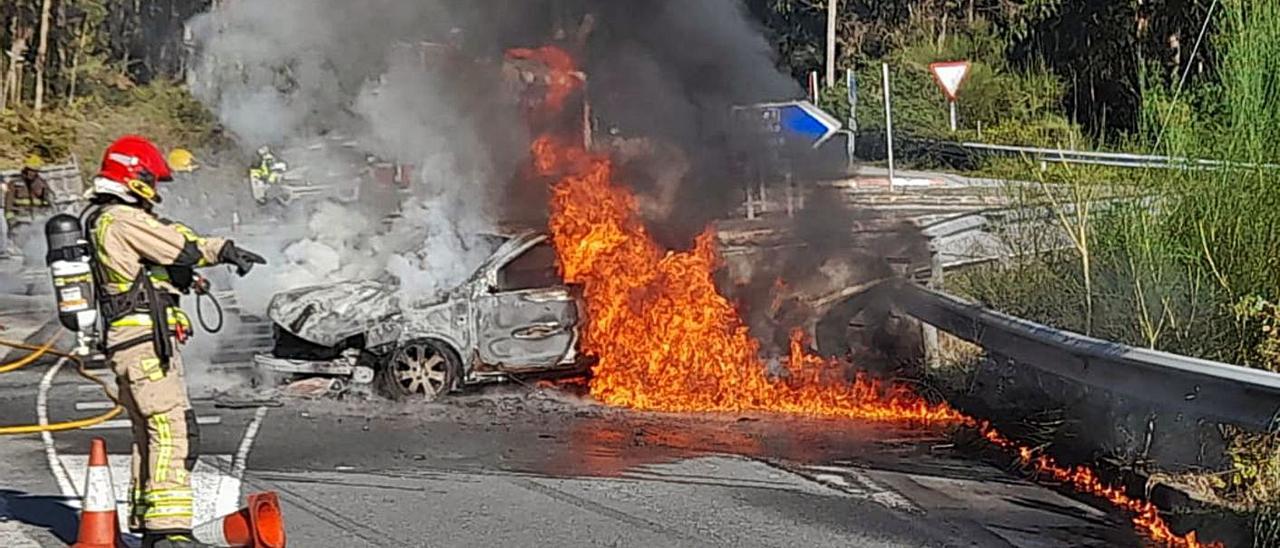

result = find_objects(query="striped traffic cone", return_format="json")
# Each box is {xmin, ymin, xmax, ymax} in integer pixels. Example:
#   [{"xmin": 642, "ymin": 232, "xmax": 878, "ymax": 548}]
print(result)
[
  {"xmin": 72, "ymin": 437, "xmax": 121, "ymax": 548},
  {"xmin": 192, "ymin": 491, "xmax": 286, "ymax": 547}
]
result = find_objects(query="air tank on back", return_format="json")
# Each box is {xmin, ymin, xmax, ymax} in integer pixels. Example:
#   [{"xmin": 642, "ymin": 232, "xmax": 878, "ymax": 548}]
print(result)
[{"xmin": 45, "ymin": 214, "xmax": 99, "ymax": 343}]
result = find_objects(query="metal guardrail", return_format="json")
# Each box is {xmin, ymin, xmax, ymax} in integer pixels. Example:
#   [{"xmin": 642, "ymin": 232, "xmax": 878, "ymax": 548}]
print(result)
[
  {"xmin": 902, "ymin": 138, "xmax": 1279, "ymax": 172},
  {"xmin": 1, "ymin": 161, "xmax": 85, "ymax": 206},
  {"xmin": 886, "ymin": 279, "xmax": 1280, "ymax": 431}
]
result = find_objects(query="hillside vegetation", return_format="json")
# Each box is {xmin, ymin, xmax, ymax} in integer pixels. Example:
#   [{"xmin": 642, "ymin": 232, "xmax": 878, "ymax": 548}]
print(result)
[{"xmin": 0, "ymin": 1, "xmax": 214, "ymax": 169}]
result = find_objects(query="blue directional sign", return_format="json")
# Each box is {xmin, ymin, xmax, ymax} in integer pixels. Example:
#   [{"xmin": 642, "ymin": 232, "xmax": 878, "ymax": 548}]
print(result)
[{"xmin": 732, "ymin": 101, "xmax": 843, "ymax": 148}]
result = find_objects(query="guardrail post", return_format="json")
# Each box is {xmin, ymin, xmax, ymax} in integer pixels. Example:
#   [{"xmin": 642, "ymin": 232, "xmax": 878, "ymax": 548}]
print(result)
[
  {"xmin": 785, "ymin": 172, "xmax": 795, "ymax": 218},
  {"xmin": 921, "ymin": 245, "xmax": 943, "ymax": 370},
  {"xmin": 758, "ymin": 178, "xmax": 768, "ymax": 214}
]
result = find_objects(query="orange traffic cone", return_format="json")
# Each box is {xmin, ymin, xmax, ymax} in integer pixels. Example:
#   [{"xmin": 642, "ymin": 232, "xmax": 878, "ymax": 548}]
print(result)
[
  {"xmin": 192, "ymin": 491, "xmax": 286, "ymax": 547},
  {"xmin": 72, "ymin": 437, "xmax": 121, "ymax": 548}
]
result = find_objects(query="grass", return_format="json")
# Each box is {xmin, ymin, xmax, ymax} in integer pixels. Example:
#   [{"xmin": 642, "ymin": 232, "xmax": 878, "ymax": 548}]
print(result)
[
  {"xmin": 0, "ymin": 80, "xmax": 215, "ymax": 173},
  {"xmin": 945, "ymin": 1, "xmax": 1280, "ymax": 537},
  {"xmin": 953, "ymin": 0, "xmax": 1280, "ymax": 370}
]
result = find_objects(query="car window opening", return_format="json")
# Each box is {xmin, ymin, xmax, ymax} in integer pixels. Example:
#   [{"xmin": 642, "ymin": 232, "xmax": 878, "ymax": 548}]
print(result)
[{"xmin": 496, "ymin": 243, "xmax": 560, "ymax": 292}]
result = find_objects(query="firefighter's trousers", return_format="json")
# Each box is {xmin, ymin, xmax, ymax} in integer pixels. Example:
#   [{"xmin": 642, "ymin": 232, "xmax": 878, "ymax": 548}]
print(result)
[{"xmin": 108, "ymin": 325, "xmax": 199, "ymax": 534}]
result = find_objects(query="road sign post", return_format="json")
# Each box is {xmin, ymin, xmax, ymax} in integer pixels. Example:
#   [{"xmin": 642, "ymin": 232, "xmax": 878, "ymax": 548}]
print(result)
[
  {"xmin": 929, "ymin": 61, "xmax": 971, "ymax": 132},
  {"xmin": 731, "ymin": 101, "xmax": 843, "ymax": 218}
]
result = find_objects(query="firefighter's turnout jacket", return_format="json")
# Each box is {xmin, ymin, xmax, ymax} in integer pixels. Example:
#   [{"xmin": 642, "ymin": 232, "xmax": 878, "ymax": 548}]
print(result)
[
  {"xmin": 4, "ymin": 174, "xmax": 54, "ymax": 226},
  {"xmin": 249, "ymin": 151, "xmax": 284, "ymax": 185},
  {"xmin": 88, "ymin": 202, "xmax": 226, "ymax": 534},
  {"xmin": 248, "ymin": 150, "xmax": 286, "ymax": 205}
]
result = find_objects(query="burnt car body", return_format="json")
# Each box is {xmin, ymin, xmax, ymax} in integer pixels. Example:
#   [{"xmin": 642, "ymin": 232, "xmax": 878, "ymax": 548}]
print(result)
[{"xmin": 257, "ymin": 231, "xmax": 581, "ymax": 400}]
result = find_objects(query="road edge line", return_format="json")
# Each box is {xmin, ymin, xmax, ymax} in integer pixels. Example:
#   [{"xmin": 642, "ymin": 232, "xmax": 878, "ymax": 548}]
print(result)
[
  {"xmin": 232, "ymin": 406, "xmax": 268, "ymax": 480},
  {"xmin": 39, "ymin": 357, "xmax": 78, "ymax": 501}
]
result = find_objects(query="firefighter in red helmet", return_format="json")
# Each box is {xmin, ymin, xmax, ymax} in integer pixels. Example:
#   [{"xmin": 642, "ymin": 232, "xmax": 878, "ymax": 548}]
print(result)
[{"xmin": 85, "ymin": 135, "xmax": 266, "ymax": 547}]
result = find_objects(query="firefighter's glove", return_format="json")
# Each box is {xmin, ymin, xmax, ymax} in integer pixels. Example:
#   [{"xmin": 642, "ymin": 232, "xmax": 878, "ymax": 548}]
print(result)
[{"xmin": 219, "ymin": 242, "xmax": 267, "ymax": 276}]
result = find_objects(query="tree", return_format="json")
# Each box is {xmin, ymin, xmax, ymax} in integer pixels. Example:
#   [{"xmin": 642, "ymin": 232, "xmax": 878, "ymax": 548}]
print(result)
[
  {"xmin": 3, "ymin": 11, "xmax": 31, "ymax": 111},
  {"xmin": 748, "ymin": 0, "xmax": 1213, "ymax": 138},
  {"xmin": 34, "ymin": 0, "xmax": 52, "ymax": 111},
  {"xmin": 0, "ymin": 0, "xmax": 211, "ymax": 112}
]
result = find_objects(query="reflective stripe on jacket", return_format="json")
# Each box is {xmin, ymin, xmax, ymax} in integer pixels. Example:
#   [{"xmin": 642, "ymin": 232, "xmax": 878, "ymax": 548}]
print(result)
[
  {"xmin": 88, "ymin": 204, "xmax": 227, "ymax": 328},
  {"xmin": 4, "ymin": 179, "xmax": 53, "ymax": 221}
]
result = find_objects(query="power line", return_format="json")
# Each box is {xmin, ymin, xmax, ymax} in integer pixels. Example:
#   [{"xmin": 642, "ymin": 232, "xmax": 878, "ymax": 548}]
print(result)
[{"xmin": 1152, "ymin": 0, "xmax": 1220, "ymax": 153}]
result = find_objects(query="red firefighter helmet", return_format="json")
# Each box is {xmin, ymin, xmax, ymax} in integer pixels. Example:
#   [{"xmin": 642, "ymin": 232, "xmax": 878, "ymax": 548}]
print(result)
[{"xmin": 92, "ymin": 135, "xmax": 173, "ymax": 203}]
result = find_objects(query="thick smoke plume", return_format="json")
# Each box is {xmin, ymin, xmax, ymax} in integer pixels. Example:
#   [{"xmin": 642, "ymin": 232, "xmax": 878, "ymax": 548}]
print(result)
[
  {"xmin": 179, "ymin": 1, "xmax": 800, "ymax": 307},
  {"xmin": 173, "ymin": 0, "xmax": 828, "ymax": 373},
  {"xmin": 164, "ymin": 0, "xmax": 940, "ymax": 389},
  {"xmin": 182, "ymin": 0, "xmax": 514, "ymax": 310}
]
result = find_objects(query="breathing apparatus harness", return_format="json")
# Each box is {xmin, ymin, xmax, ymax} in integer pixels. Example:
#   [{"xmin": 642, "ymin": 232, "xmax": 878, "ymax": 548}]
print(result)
[{"xmin": 45, "ymin": 201, "xmax": 224, "ymax": 367}]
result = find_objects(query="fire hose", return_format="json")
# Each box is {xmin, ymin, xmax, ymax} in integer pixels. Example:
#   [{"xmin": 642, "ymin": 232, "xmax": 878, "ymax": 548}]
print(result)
[
  {"xmin": 194, "ymin": 277, "xmax": 225, "ymax": 334},
  {"xmin": 0, "ymin": 334, "xmax": 123, "ymax": 435},
  {"xmin": 0, "ymin": 274, "xmax": 223, "ymax": 434},
  {"xmin": 0, "ymin": 336, "xmax": 57, "ymax": 374}
]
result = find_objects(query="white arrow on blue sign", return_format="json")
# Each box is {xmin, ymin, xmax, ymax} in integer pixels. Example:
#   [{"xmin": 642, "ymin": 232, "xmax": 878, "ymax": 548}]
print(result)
[{"xmin": 734, "ymin": 101, "xmax": 843, "ymax": 148}]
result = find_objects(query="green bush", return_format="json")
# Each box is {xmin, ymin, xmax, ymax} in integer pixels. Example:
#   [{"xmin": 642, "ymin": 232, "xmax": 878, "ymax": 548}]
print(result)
[
  {"xmin": 822, "ymin": 19, "xmax": 1076, "ymax": 148},
  {"xmin": 954, "ymin": 0, "xmax": 1280, "ymax": 369}
]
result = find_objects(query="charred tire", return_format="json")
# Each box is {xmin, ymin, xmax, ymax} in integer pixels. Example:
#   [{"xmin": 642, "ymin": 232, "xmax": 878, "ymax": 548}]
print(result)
[{"xmin": 378, "ymin": 339, "xmax": 460, "ymax": 402}]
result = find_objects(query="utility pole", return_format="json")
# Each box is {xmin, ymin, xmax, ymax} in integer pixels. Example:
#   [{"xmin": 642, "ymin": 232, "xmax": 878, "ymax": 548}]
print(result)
[{"xmin": 825, "ymin": 0, "xmax": 839, "ymax": 88}]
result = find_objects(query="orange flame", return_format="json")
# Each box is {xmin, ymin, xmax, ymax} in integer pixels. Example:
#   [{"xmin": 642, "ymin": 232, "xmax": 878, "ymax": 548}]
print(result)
[
  {"xmin": 506, "ymin": 46, "xmax": 582, "ymax": 112},
  {"xmin": 522, "ymin": 47, "xmax": 1219, "ymax": 548},
  {"xmin": 536, "ymin": 133, "xmax": 959, "ymax": 422},
  {"xmin": 979, "ymin": 424, "xmax": 1221, "ymax": 548}
]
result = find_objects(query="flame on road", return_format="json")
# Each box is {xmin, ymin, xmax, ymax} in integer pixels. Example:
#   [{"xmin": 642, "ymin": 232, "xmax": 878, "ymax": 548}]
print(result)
[
  {"xmin": 980, "ymin": 425, "xmax": 1221, "ymax": 548},
  {"xmin": 520, "ymin": 45, "xmax": 1219, "ymax": 547}
]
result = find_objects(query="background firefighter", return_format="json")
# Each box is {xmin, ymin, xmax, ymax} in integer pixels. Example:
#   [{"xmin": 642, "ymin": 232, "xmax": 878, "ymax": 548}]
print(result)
[
  {"xmin": 248, "ymin": 145, "xmax": 287, "ymax": 205},
  {"xmin": 5, "ymin": 156, "xmax": 56, "ymax": 232},
  {"xmin": 86, "ymin": 135, "xmax": 266, "ymax": 548}
]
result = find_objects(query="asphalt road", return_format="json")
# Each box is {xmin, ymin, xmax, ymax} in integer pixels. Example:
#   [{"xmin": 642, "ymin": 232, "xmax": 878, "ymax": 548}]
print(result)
[{"xmin": 0, "ymin": 343, "xmax": 1146, "ymax": 548}]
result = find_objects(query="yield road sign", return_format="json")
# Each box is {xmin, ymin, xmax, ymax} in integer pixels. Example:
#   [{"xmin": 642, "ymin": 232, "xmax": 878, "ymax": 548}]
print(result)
[{"xmin": 929, "ymin": 61, "xmax": 971, "ymax": 101}]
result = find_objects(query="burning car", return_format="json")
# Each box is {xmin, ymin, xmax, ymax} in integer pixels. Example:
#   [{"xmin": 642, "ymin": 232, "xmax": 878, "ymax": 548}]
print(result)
[{"xmin": 255, "ymin": 231, "xmax": 582, "ymax": 400}]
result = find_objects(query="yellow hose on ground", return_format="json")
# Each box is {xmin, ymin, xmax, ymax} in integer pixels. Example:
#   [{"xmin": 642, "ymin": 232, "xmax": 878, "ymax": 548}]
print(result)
[
  {"xmin": 0, "ymin": 333, "xmax": 124, "ymax": 435},
  {"xmin": 0, "ymin": 336, "xmax": 58, "ymax": 373}
]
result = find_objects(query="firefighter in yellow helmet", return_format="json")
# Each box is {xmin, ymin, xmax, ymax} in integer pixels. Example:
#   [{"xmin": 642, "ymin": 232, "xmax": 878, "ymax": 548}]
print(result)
[
  {"xmin": 87, "ymin": 135, "xmax": 266, "ymax": 548},
  {"xmin": 167, "ymin": 149, "xmax": 198, "ymax": 173},
  {"xmin": 4, "ymin": 155, "xmax": 55, "ymax": 231}
]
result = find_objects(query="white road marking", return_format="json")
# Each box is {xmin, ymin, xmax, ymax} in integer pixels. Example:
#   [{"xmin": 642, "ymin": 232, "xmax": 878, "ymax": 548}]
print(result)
[
  {"xmin": 60, "ymin": 454, "xmax": 239, "ymax": 532},
  {"xmin": 232, "ymin": 407, "xmax": 268, "ymax": 480},
  {"xmin": 803, "ymin": 465, "xmax": 920, "ymax": 513},
  {"xmin": 38, "ymin": 357, "xmax": 78, "ymax": 503},
  {"xmin": 40, "ymin": 349, "xmax": 269, "ymax": 528},
  {"xmin": 811, "ymin": 473, "xmax": 852, "ymax": 489},
  {"xmin": 75, "ymin": 401, "xmax": 116, "ymax": 411},
  {"xmin": 220, "ymin": 406, "xmax": 269, "ymax": 517},
  {"xmin": 83, "ymin": 415, "xmax": 222, "ymax": 431}
]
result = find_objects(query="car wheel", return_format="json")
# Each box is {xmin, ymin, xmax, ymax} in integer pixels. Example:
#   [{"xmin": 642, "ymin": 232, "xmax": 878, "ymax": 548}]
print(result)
[{"xmin": 380, "ymin": 340, "xmax": 460, "ymax": 401}]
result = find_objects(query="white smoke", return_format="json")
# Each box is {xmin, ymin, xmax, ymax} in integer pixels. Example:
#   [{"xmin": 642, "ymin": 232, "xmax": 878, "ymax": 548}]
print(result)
[{"xmin": 180, "ymin": 0, "xmax": 510, "ymax": 313}]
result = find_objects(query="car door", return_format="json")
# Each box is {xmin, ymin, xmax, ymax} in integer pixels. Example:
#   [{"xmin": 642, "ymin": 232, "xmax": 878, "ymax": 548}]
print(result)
[{"xmin": 474, "ymin": 239, "xmax": 579, "ymax": 370}]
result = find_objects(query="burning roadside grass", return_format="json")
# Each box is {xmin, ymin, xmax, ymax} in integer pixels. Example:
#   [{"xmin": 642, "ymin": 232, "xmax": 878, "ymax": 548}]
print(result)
[{"xmin": 522, "ymin": 45, "xmax": 1218, "ymax": 547}]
